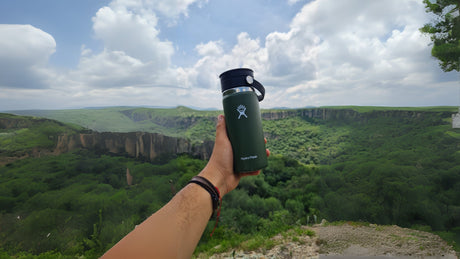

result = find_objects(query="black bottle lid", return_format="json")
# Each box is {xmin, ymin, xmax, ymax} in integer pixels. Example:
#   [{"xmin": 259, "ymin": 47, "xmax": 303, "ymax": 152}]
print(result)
[{"xmin": 219, "ymin": 68, "xmax": 265, "ymax": 101}]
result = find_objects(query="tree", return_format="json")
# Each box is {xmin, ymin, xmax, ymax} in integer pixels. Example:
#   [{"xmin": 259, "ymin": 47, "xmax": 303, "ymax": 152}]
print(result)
[{"xmin": 420, "ymin": 0, "xmax": 460, "ymax": 71}]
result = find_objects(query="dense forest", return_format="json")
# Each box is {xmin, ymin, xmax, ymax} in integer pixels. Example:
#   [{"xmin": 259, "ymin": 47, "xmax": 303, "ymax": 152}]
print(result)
[{"xmin": 0, "ymin": 107, "xmax": 459, "ymax": 258}]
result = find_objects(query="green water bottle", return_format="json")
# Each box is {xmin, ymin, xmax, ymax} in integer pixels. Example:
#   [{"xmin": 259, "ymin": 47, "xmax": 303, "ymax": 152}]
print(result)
[{"xmin": 220, "ymin": 68, "xmax": 267, "ymax": 173}]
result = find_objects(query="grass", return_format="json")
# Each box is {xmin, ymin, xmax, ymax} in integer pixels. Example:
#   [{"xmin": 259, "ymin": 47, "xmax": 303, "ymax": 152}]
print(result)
[
  {"xmin": 322, "ymin": 220, "xmax": 371, "ymax": 227},
  {"xmin": 0, "ymin": 115, "xmax": 82, "ymax": 152},
  {"xmin": 194, "ymin": 225, "xmax": 316, "ymax": 258},
  {"xmin": 411, "ymin": 225, "xmax": 460, "ymax": 253},
  {"xmin": 241, "ymin": 235, "xmax": 277, "ymax": 251},
  {"xmin": 435, "ymin": 230, "xmax": 460, "ymax": 254},
  {"xmin": 9, "ymin": 107, "xmax": 221, "ymax": 142}
]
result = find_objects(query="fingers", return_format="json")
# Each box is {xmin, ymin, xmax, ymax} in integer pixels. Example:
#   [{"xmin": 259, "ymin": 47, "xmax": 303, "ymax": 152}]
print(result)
[
  {"xmin": 215, "ymin": 115, "xmax": 227, "ymax": 141},
  {"xmin": 214, "ymin": 114, "xmax": 269, "ymax": 181}
]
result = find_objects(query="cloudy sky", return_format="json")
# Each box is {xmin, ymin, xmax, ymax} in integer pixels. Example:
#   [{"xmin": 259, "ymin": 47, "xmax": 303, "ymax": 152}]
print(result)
[{"xmin": 0, "ymin": 0, "xmax": 458, "ymax": 111}]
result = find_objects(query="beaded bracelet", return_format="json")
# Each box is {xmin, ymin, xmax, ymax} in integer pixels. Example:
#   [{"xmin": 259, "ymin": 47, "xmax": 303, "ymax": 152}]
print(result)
[{"xmin": 188, "ymin": 176, "xmax": 222, "ymax": 236}]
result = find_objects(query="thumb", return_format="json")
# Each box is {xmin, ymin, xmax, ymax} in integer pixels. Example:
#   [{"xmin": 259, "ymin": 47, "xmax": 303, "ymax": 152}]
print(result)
[{"xmin": 215, "ymin": 114, "xmax": 228, "ymax": 142}]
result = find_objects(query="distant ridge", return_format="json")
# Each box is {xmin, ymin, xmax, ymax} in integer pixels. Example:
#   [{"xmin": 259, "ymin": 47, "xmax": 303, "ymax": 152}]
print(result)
[
  {"xmin": 268, "ymin": 106, "xmax": 316, "ymax": 110},
  {"xmin": 6, "ymin": 105, "xmax": 458, "ymax": 114},
  {"xmin": 6, "ymin": 105, "xmax": 219, "ymax": 113}
]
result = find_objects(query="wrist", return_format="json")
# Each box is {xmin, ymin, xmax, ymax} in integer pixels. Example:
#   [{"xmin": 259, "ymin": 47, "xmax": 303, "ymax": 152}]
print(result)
[
  {"xmin": 198, "ymin": 166, "xmax": 229, "ymax": 197},
  {"xmin": 188, "ymin": 176, "xmax": 221, "ymax": 217},
  {"xmin": 188, "ymin": 174, "xmax": 223, "ymax": 237}
]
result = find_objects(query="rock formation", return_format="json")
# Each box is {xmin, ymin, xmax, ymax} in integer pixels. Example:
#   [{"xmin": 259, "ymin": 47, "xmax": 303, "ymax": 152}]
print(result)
[
  {"xmin": 262, "ymin": 108, "xmax": 450, "ymax": 123},
  {"xmin": 452, "ymin": 107, "xmax": 460, "ymax": 128},
  {"xmin": 54, "ymin": 131, "xmax": 214, "ymax": 161}
]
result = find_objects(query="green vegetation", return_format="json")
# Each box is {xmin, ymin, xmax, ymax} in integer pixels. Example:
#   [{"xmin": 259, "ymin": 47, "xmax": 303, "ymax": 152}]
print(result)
[
  {"xmin": 0, "ymin": 151, "xmax": 207, "ymax": 257},
  {"xmin": 320, "ymin": 106, "xmax": 458, "ymax": 113},
  {"xmin": 1, "ymin": 107, "xmax": 459, "ymax": 257},
  {"xmin": 420, "ymin": 0, "xmax": 459, "ymax": 72},
  {"xmin": 0, "ymin": 114, "xmax": 83, "ymax": 159},
  {"xmin": 10, "ymin": 106, "xmax": 220, "ymax": 143}
]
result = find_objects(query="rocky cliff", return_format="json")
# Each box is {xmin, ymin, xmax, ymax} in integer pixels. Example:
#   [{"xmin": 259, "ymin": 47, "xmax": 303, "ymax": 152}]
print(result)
[
  {"xmin": 53, "ymin": 108, "xmax": 449, "ymax": 162},
  {"xmin": 1, "ymin": 113, "xmax": 214, "ymax": 163},
  {"xmin": 54, "ymin": 131, "xmax": 214, "ymax": 161},
  {"xmin": 262, "ymin": 108, "xmax": 452, "ymax": 123}
]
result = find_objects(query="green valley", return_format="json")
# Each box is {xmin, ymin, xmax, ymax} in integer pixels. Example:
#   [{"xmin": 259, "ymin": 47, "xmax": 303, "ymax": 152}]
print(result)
[{"xmin": 1, "ymin": 106, "xmax": 459, "ymax": 258}]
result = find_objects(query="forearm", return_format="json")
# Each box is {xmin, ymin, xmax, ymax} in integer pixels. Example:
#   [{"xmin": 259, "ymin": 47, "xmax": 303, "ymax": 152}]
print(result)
[
  {"xmin": 101, "ymin": 183, "xmax": 213, "ymax": 259},
  {"xmin": 101, "ymin": 115, "xmax": 259, "ymax": 258}
]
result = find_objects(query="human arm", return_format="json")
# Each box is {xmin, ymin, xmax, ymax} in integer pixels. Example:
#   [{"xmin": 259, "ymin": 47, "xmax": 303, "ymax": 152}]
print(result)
[{"xmin": 101, "ymin": 114, "xmax": 268, "ymax": 258}]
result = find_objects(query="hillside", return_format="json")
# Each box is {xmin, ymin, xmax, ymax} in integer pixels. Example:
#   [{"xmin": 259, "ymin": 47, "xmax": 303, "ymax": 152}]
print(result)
[
  {"xmin": 10, "ymin": 106, "xmax": 221, "ymax": 142},
  {"xmin": 0, "ymin": 113, "xmax": 84, "ymax": 165},
  {"xmin": 0, "ymin": 113, "xmax": 214, "ymax": 166},
  {"xmin": 1, "ymin": 106, "xmax": 459, "ymax": 258},
  {"xmin": 9, "ymin": 106, "xmax": 458, "ymax": 141},
  {"xmin": 10, "ymin": 106, "xmax": 459, "ymax": 162}
]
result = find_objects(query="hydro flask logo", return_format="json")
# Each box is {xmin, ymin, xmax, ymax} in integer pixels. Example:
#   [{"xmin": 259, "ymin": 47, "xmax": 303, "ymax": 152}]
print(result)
[{"xmin": 237, "ymin": 105, "xmax": 248, "ymax": 119}]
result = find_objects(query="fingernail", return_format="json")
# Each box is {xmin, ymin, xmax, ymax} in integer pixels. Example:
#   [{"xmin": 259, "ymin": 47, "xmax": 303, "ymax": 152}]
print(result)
[{"xmin": 218, "ymin": 115, "xmax": 224, "ymax": 121}]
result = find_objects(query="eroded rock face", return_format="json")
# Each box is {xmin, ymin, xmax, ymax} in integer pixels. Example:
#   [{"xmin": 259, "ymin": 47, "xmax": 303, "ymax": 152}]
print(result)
[
  {"xmin": 261, "ymin": 108, "xmax": 441, "ymax": 121},
  {"xmin": 452, "ymin": 108, "xmax": 460, "ymax": 128},
  {"xmin": 55, "ymin": 132, "xmax": 214, "ymax": 161}
]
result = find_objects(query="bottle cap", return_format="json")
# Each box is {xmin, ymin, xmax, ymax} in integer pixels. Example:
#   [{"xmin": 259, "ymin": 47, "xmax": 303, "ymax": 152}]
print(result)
[{"xmin": 219, "ymin": 68, "xmax": 265, "ymax": 101}]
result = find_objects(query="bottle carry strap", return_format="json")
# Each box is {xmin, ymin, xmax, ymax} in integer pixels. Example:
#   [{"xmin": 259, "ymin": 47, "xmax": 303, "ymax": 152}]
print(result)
[
  {"xmin": 219, "ymin": 68, "xmax": 265, "ymax": 102},
  {"xmin": 251, "ymin": 80, "xmax": 265, "ymax": 102}
]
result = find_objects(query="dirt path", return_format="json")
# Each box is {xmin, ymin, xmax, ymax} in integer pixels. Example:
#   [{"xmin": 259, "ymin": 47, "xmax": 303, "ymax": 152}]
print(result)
[{"xmin": 204, "ymin": 223, "xmax": 457, "ymax": 259}]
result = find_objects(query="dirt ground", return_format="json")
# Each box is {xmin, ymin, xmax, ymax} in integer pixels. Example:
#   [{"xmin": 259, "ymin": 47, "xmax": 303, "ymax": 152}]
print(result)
[
  {"xmin": 205, "ymin": 223, "xmax": 458, "ymax": 259},
  {"xmin": 312, "ymin": 224, "xmax": 457, "ymax": 258}
]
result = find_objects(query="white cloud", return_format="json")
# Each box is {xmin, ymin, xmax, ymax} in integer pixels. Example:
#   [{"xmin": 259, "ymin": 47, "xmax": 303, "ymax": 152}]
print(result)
[
  {"xmin": 70, "ymin": 49, "xmax": 149, "ymax": 88},
  {"xmin": 0, "ymin": 24, "xmax": 56, "ymax": 89},
  {"xmin": 169, "ymin": 0, "xmax": 456, "ymax": 109},
  {"xmin": 182, "ymin": 0, "xmax": 454, "ymax": 108},
  {"xmin": 92, "ymin": 5, "xmax": 173, "ymax": 64},
  {"xmin": 110, "ymin": 0, "xmax": 208, "ymax": 22},
  {"xmin": 0, "ymin": 0, "xmax": 458, "ymax": 110},
  {"xmin": 287, "ymin": 0, "xmax": 304, "ymax": 5},
  {"xmin": 195, "ymin": 41, "xmax": 223, "ymax": 57},
  {"xmin": 64, "ymin": 0, "xmax": 205, "ymax": 91},
  {"xmin": 176, "ymin": 32, "xmax": 269, "ymax": 92}
]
